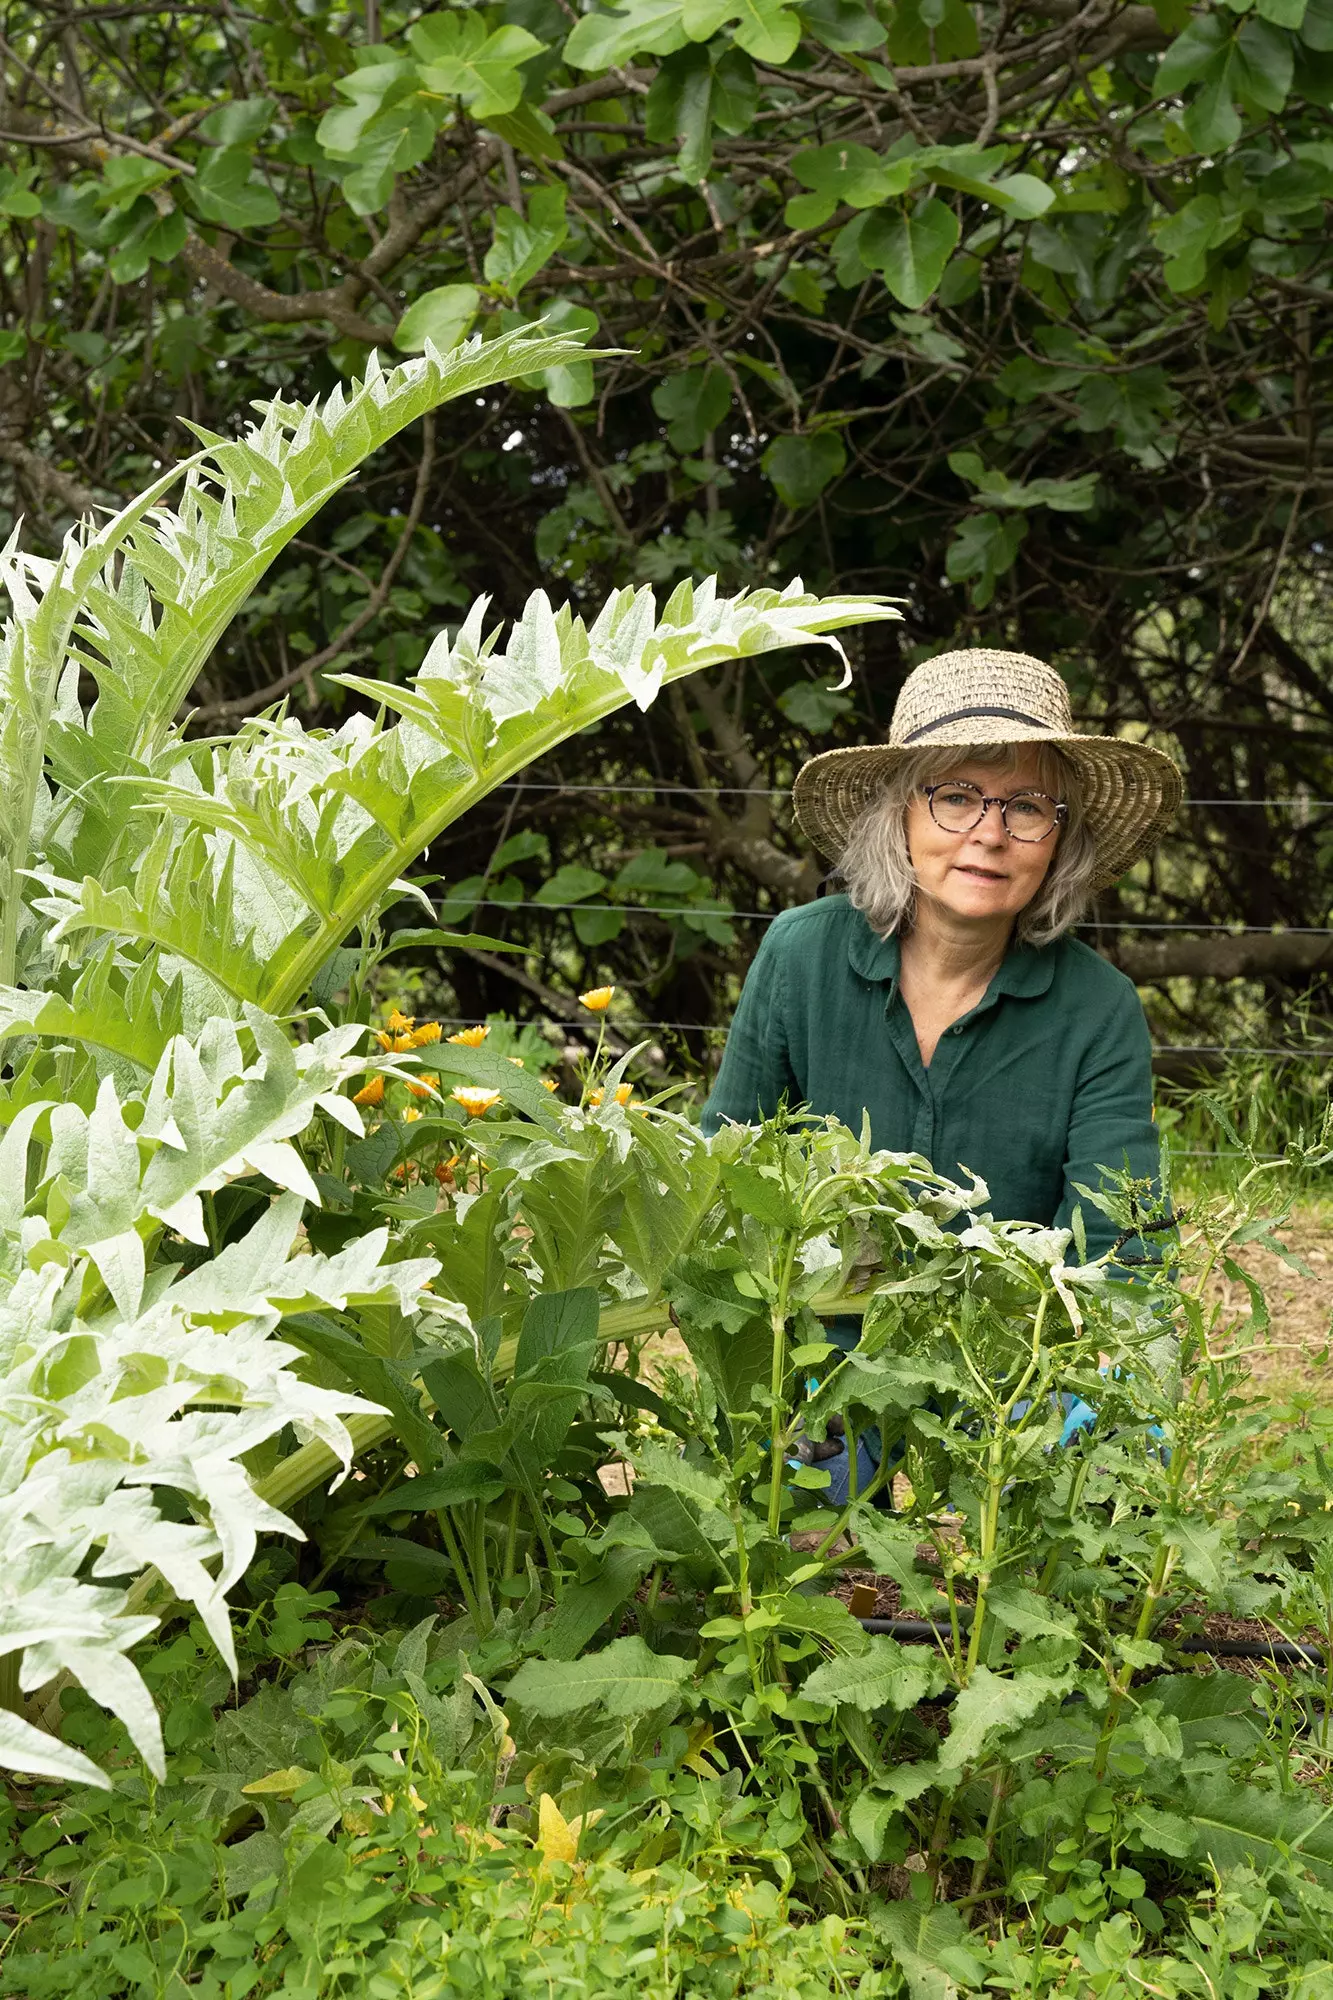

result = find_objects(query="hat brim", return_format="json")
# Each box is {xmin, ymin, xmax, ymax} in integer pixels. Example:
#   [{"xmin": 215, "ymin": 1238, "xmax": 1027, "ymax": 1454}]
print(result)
[{"xmin": 791, "ymin": 732, "xmax": 1182, "ymax": 893}]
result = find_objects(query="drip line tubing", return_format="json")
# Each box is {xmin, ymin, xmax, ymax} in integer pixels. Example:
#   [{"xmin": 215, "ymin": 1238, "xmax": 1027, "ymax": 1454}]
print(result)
[{"xmin": 856, "ymin": 1617, "xmax": 1326, "ymax": 1666}]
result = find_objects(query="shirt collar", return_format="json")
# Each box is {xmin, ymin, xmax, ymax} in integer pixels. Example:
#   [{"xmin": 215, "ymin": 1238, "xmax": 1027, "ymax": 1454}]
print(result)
[{"xmin": 845, "ymin": 908, "xmax": 1058, "ymax": 1001}]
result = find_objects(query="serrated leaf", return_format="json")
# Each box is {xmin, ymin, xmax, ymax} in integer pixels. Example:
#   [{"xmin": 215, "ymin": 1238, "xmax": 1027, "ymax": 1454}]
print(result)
[
  {"xmin": 506, "ymin": 1635, "xmax": 691, "ymax": 1717},
  {"xmin": 805, "ymin": 1634, "xmax": 950, "ymax": 1710}
]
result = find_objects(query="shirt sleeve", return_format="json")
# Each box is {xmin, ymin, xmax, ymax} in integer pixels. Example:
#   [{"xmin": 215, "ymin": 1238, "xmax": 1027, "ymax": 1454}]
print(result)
[
  {"xmin": 700, "ymin": 921, "xmax": 799, "ymax": 1136},
  {"xmin": 1056, "ymin": 982, "xmax": 1164, "ymax": 1266}
]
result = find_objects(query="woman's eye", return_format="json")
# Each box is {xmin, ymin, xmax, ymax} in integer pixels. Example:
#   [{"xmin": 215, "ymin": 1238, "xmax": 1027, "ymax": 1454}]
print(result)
[
  {"xmin": 1008, "ymin": 796, "xmax": 1045, "ymax": 818},
  {"xmin": 938, "ymin": 789, "xmax": 976, "ymax": 807}
]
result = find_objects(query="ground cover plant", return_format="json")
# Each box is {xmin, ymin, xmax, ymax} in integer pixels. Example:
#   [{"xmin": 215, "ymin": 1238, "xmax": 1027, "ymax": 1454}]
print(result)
[
  {"xmin": 3, "ymin": 344, "xmax": 1333, "ymax": 1994},
  {"xmin": 2, "ymin": 1066, "xmax": 1333, "ymax": 1995}
]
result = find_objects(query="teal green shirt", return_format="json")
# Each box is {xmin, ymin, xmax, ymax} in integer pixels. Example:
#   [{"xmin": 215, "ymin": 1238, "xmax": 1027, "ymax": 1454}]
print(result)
[{"xmin": 702, "ymin": 896, "xmax": 1159, "ymax": 1263}]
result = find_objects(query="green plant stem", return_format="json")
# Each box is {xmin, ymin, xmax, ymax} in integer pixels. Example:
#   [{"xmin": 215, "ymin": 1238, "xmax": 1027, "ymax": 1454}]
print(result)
[
  {"xmin": 925, "ymin": 1789, "xmax": 954, "ymax": 1898},
  {"xmin": 964, "ymin": 1288, "xmax": 1052, "ymax": 1681},
  {"xmin": 502, "ymin": 1491, "xmax": 520, "ymax": 1583},
  {"xmin": 1094, "ymin": 1537, "xmax": 1179, "ymax": 1779},
  {"xmin": 812, "ymin": 1423, "xmax": 897, "ymax": 1563},
  {"xmin": 435, "ymin": 1506, "xmax": 485, "ymax": 1631},
  {"xmin": 968, "ymin": 1768, "xmax": 1008, "ymax": 1899},
  {"xmin": 730, "ymin": 1494, "xmax": 764, "ymax": 1699},
  {"xmin": 0, "ymin": 1651, "xmax": 20, "ymax": 1717},
  {"xmin": 468, "ymin": 1501, "xmax": 496, "ymax": 1632},
  {"xmin": 766, "ymin": 1233, "xmax": 800, "ymax": 1541}
]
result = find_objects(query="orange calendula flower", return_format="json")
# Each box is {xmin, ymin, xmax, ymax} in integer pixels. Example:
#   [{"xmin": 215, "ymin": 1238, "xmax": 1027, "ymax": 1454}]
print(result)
[
  {"xmin": 452, "ymin": 1086, "xmax": 502, "ymax": 1119},
  {"xmin": 387, "ymin": 1008, "xmax": 415, "ymax": 1033},
  {"xmin": 404, "ymin": 1107, "xmax": 422, "ymax": 1123},
  {"xmin": 434, "ymin": 1153, "xmax": 462, "ymax": 1186},
  {"xmin": 353, "ymin": 1075, "xmax": 385, "ymax": 1106},
  {"xmin": 379, "ymin": 1029, "xmax": 415, "ymax": 1053},
  {"xmin": 411, "ymin": 1021, "xmax": 442, "ymax": 1046},
  {"xmin": 579, "ymin": 986, "xmax": 615, "ymax": 1012},
  {"xmin": 589, "ymin": 1083, "xmax": 633, "ymax": 1109},
  {"xmin": 507, "ymin": 1056, "xmax": 525, "ymax": 1068},
  {"xmin": 406, "ymin": 1073, "xmax": 440, "ymax": 1100},
  {"xmin": 447, "ymin": 1025, "xmax": 489, "ymax": 1047},
  {"xmin": 541, "ymin": 1077, "xmax": 559, "ymax": 1093}
]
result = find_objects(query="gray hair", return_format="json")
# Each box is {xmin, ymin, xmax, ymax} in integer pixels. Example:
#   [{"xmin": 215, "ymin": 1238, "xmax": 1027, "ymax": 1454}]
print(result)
[{"xmin": 838, "ymin": 744, "xmax": 1098, "ymax": 947}]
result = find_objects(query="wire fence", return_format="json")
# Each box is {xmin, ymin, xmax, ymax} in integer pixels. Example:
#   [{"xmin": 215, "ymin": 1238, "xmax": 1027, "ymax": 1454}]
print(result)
[
  {"xmin": 423, "ymin": 1013, "xmax": 1333, "ymax": 1060},
  {"xmin": 493, "ymin": 781, "xmax": 1333, "ymax": 808},
  {"xmin": 420, "ymin": 775, "xmax": 1333, "ymax": 1089},
  {"xmin": 446, "ymin": 893, "xmax": 1333, "ymax": 935}
]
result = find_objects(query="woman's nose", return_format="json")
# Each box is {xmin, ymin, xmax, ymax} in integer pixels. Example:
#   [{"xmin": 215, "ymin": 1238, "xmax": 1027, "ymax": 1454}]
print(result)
[{"xmin": 970, "ymin": 800, "xmax": 1010, "ymax": 842}]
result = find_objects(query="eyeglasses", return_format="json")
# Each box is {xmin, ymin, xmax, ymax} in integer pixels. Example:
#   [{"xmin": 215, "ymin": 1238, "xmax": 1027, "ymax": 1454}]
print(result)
[{"xmin": 921, "ymin": 781, "xmax": 1067, "ymax": 842}]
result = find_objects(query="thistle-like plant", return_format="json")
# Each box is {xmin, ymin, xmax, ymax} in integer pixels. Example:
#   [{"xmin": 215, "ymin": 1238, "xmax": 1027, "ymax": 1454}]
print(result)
[
  {"xmin": 0, "ymin": 325, "xmax": 896, "ymax": 1782},
  {"xmin": 0, "ymin": 1009, "xmax": 436, "ymax": 1786},
  {"xmin": 0, "ymin": 324, "xmax": 898, "ymax": 1064}
]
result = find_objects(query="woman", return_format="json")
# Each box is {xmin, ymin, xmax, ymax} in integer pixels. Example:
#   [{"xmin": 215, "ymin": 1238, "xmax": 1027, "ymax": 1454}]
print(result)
[{"xmin": 702, "ymin": 648, "xmax": 1181, "ymax": 1495}]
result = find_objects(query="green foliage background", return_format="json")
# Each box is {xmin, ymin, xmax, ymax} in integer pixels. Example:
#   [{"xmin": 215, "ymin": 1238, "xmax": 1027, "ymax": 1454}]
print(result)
[{"xmin": 1, "ymin": 0, "xmax": 1331, "ymax": 1053}]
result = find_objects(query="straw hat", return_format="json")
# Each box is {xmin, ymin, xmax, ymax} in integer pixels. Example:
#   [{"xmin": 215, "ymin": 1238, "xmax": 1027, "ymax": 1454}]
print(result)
[{"xmin": 792, "ymin": 649, "xmax": 1182, "ymax": 892}]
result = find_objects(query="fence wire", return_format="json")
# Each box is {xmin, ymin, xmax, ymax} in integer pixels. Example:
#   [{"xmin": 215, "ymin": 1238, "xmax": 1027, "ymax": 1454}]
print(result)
[
  {"xmin": 493, "ymin": 781, "xmax": 1333, "ymax": 809},
  {"xmin": 419, "ymin": 1014, "xmax": 1332, "ymax": 1059},
  {"xmin": 443, "ymin": 894, "xmax": 1333, "ymax": 935}
]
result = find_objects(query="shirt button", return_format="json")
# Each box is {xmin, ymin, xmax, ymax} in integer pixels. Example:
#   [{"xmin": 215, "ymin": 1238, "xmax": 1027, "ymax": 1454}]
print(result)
[{"xmin": 953, "ymin": 1025, "xmax": 963, "ymax": 1035}]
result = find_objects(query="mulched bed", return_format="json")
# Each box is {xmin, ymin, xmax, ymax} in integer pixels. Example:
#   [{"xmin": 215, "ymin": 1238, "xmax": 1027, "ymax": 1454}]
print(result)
[{"xmin": 828, "ymin": 1570, "xmax": 1327, "ymax": 1673}]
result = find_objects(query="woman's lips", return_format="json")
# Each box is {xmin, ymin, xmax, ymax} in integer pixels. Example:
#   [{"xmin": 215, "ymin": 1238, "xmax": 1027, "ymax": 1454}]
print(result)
[{"xmin": 954, "ymin": 865, "xmax": 1006, "ymax": 880}]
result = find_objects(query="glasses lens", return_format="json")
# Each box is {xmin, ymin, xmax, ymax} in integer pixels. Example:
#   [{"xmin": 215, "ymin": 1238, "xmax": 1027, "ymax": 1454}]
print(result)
[
  {"xmin": 1003, "ymin": 792, "xmax": 1060, "ymax": 841},
  {"xmin": 928, "ymin": 783, "xmax": 984, "ymax": 831}
]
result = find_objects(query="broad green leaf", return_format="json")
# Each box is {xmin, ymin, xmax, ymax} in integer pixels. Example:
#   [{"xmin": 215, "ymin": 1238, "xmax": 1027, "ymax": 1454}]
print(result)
[
  {"xmin": 394, "ymin": 284, "xmax": 480, "ymax": 354},
  {"xmin": 1159, "ymin": 1512, "xmax": 1227, "ymax": 1593},
  {"xmin": 800, "ymin": 0, "xmax": 888, "ymax": 51},
  {"xmin": 652, "ymin": 365, "xmax": 731, "ymax": 452},
  {"xmin": 1185, "ymin": 1776, "xmax": 1333, "ymax": 1885},
  {"xmin": 864, "ymin": 198, "xmax": 961, "ymax": 309},
  {"xmin": 786, "ymin": 143, "xmax": 914, "ymax": 228},
  {"xmin": 947, "ymin": 450, "xmax": 1099, "ymax": 512},
  {"xmin": 483, "ymin": 185, "xmax": 568, "ymax": 298},
  {"xmin": 805, "ymin": 1634, "xmax": 949, "ymax": 1710},
  {"xmin": 985, "ymin": 1583, "xmax": 1079, "ymax": 1640},
  {"xmin": 199, "ymin": 97, "xmax": 277, "ymax": 146},
  {"xmin": 565, "ymin": 0, "xmax": 691, "ymax": 67},
  {"xmin": 407, "ymin": 16, "xmax": 545, "ymax": 119},
  {"xmin": 870, "ymin": 1900, "xmax": 974, "ymax": 2000},
  {"xmin": 939, "ymin": 1665, "xmax": 1070, "ymax": 1770},
  {"xmin": 192, "ymin": 147, "xmax": 281, "ymax": 229},
  {"xmin": 645, "ymin": 42, "xmax": 758, "ymax": 182},
  {"xmin": 685, "ymin": 0, "xmax": 803, "ymax": 62},
  {"xmin": 627, "ymin": 1438, "xmax": 729, "ymax": 1510},
  {"xmin": 505, "ymin": 1634, "xmax": 691, "ymax": 1717},
  {"xmin": 721, "ymin": 1161, "xmax": 802, "ymax": 1228},
  {"xmin": 762, "ymin": 432, "xmax": 847, "ymax": 508},
  {"xmin": 0, "ymin": 167, "xmax": 41, "ymax": 219},
  {"xmin": 777, "ymin": 680, "xmax": 854, "ymax": 732},
  {"xmin": 541, "ymin": 1546, "xmax": 654, "ymax": 1660},
  {"xmin": 533, "ymin": 862, "xmax": 609, "ymax": 905},
  {"xmin": 945, "ymin": 510, "xmax": 1028, "ymax": 607}
]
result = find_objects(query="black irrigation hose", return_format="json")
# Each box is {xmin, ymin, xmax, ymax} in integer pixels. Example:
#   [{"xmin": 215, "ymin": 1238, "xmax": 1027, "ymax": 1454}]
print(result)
[{"xmin": 858, "ymin": 1618, "xmax": 1326, "ymax": 1667}]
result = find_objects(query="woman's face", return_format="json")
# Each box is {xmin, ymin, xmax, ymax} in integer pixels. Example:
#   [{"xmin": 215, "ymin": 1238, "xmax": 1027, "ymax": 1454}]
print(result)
[{"xmin": 904, "ymin": 748, "xmax": 1062, "ymax": 927}]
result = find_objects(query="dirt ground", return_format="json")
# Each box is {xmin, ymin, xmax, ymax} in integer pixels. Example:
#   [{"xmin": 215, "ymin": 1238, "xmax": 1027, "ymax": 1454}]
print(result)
[{"xmin": 1209, "ymin": 1198, "xmax": 1332, "ymax": 1401}]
